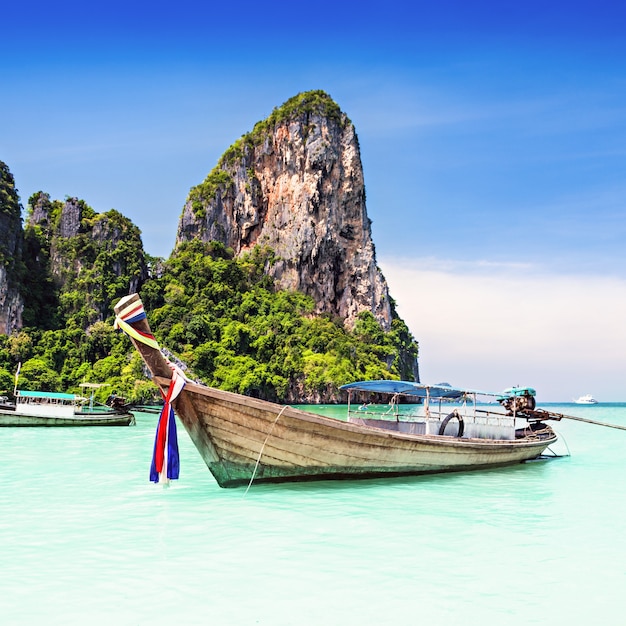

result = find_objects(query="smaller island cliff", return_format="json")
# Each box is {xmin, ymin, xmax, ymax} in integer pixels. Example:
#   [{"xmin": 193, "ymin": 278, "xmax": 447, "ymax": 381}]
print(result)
[
  {"xmin": 0, "ymin": 177, "xmax": 149, "ymax": 333},
  {"xmin": 177, "ymin": 91, "xmax": 393, "ymax": 331}
]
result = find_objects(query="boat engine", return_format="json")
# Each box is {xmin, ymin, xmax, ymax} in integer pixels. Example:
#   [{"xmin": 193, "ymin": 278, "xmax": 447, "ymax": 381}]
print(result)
[
  {"xmin": 106, "ymin": 395, "xmax": 129, "ymax": 411},
  {"xmin": 498, "ymin": 387, "xmax": 536, "ymax": 415}
]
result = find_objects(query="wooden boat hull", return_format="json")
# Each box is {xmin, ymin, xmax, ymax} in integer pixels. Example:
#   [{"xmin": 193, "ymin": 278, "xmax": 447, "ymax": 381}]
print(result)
[
  {"xmin": 162, "ymin": 377, "xmax": 556, "ymax": 487},
  {"xmin": 0, "ymin": 408, "xmax": 135, "ymax": 427}
]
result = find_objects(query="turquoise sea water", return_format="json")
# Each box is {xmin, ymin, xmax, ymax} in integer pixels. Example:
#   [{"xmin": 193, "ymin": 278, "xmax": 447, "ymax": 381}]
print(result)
[{"xmin": 2, "ymin": 403, "xmax": 626, "ymax": 625}]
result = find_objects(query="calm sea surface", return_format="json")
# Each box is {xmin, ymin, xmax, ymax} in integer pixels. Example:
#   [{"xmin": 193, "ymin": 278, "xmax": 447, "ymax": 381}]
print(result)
[{"xmin": 2, "ymin": 403, "xmax": 626, "ymax": 625}]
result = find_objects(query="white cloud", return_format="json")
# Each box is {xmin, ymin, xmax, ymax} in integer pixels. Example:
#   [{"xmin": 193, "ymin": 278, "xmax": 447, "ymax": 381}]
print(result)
[{"xmin": 380, "ymin": 257, "xmax": 626, "ymax": 402}]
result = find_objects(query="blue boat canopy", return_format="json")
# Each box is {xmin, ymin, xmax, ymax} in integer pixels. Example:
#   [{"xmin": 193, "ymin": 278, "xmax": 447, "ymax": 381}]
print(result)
[
  {"xmin": 340, "ymin": 380, "xmax": 538, "ymax": 400},
  {"xmin": 339, "ymin": 380, "xmax": 497, "ymax": 399},
  {"xmin": 497, "ymin": 386, "xmax": 536, "ymax": 400},
  {"xmin": 17, "ymin": 390, "xmax": 76, "ymax": 401}
]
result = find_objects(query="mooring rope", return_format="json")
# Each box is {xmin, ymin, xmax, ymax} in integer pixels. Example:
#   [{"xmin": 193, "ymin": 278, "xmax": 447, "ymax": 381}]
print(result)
[
  {"xmin": 544, "ymin": 429, "xmax": 571, "ymax": 458},
  {"xmin": 244, "ymin": 404, "xmax": 290, "ymax": 496}
]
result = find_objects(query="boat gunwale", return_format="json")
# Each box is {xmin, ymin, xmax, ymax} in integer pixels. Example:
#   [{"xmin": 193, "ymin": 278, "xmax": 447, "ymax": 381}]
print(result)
[{"xmin": 158, "ymin": 376, "xmax": 557, "ymax": 450}]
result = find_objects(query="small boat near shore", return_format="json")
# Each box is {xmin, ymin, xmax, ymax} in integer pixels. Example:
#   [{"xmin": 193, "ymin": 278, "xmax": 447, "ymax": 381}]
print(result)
[
  {"xmin": 0, "ymin": 387, "xmax": 135, "ymax": 427},
  {"xmin": 114, "ymin": 294, "xmax": 560, "ymax": 488},
  {"xmin": 127, "ymin": 402, "xmax": 164, "ymax": 414},
  {"xmin": 574, "ymin": 394, "xmax": 598, "ymax": 405}
]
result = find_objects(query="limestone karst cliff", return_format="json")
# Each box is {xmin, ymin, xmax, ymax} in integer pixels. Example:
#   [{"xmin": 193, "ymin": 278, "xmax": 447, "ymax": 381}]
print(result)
[
  {"xmin": 177, "ymin": 91, "xmax": 393, "ymax": 331},
  {"xmin": 0, "ymin": 165, "xmax": 148, "ymax": 334},
  {"xmin": 25, "ymin": 192, "xmax": 149, "ymax": 325},
  {"xmin": 0, "ymin": 92, "xmax": 419, "ymax": 397}
]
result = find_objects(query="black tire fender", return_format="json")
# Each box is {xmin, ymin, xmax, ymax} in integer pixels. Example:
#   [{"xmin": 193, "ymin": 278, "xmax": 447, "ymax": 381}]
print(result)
[{"xmin": 438, "ymin": 410, "xmax": 465, "ymax": 437}]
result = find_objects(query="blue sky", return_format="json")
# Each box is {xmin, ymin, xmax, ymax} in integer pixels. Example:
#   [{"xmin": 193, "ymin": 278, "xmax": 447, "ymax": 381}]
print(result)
[{"xmin": 3, "ymin": 1, "xmax": 626, "ymax": 400}]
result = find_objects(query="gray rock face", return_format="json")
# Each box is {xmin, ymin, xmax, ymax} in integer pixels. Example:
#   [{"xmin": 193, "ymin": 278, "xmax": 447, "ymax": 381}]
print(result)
[
  {"xmin": 177, "ymin": 93, "xmax": 392, "ymax": 330},
  {"xmin": 26, "ymin": 194, "xmax": 149, "ymax": 323},
  {"xmin": 58, "ymin": 198, "xmax": 82, "ymax": 239},
  {"xmin": 0, "ymin": 267, "xmax": 23, "ymax": 334},
  {"xmin": 0, "ymin": 161, "xmax": 24, "ymax": 334},
  {"xmin": 28, "ymin": 196, "xmax": 85, "ymax": 280}
]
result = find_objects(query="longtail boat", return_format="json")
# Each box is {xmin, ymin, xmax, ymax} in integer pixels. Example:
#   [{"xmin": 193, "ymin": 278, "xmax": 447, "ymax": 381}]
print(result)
[
  {"xmin": 114, "ymin": 293, "xmax": 560, "ymax": 488},
  {"xmin": 0, "ymin": 388, "xmax": 135, "ymax": 427}
]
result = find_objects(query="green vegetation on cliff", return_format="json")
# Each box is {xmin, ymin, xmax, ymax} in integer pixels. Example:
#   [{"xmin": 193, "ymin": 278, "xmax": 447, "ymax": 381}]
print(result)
[
  {"xmin": 139, "ymin": 240, "xmax": 417, "ymax": 402},
  {"xmin": 0, "ymin": 160, "xmax": 24, "ymax": 279},
  {"xmin": 0, "ymin": 162, "xmax": 21, "ymax": 220},
  {"xmin": 246, "ymin": 90, "xmax": 346, "ymax": 144},
  {"xmin": 22, "ymin": 193, "xmax": 147, "ymax": 329},
  {"xmin": 0, "ymin": 190, "xmax": 153, "ymax": 402},
  {"xmin": 0, "ymin": 235, "xmax": 417, "ymax": 404}
]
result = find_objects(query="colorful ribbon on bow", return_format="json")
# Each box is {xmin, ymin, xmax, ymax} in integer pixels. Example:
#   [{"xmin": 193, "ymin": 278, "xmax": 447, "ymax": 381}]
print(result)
[
  {"xmin": 150, "ymin": 367, "xmax": 186, "ymax": 483},
  {"xmin": 114, "ymin": 297, "xmax": 185, "ymax": 484},
  {"xmin": 113, "ymin": 299, "xmax": 160, "ymax": 350}
]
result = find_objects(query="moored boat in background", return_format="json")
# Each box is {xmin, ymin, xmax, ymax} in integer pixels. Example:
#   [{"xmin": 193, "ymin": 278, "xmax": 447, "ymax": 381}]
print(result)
[
  {"xmin": 127, "ymin": 402, "xmax": 164, "ymax": 414},
  {"xmin": 0, "ymin": 387, "xmax": 135, "ymax": 426}
]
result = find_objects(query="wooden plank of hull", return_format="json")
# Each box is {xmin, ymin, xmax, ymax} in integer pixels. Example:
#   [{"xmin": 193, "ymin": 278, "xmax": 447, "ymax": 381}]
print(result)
[{"xmin": 163, "ymin": 378, "xmax": 556, "ymax": 488}]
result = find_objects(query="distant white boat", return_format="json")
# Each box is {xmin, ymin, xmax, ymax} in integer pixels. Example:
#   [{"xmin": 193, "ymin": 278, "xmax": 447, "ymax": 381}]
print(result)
[{"xmin": 574, "ymin": 394, "xmax": 598, "ymax": 405}]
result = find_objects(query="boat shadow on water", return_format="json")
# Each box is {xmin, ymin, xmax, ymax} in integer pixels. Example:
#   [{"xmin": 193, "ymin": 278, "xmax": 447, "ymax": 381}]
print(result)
[{"xmin": 234, "ymin": 453, "xmax": 564, "ymax": 496}]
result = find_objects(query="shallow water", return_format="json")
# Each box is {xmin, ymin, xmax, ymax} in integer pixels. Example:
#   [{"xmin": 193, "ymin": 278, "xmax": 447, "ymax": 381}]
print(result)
[{"xmin": 2, "ymin": 404, "xmax": 625, "ymax": 625}]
